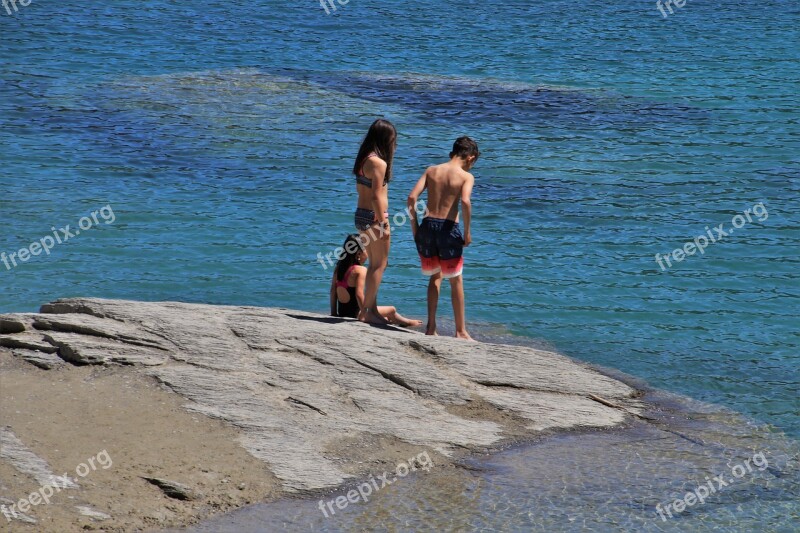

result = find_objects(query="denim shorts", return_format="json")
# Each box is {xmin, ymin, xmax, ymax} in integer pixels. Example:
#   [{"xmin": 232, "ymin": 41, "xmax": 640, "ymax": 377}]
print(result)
[
  {"xmin": 354, "ymin": 208, "xmax": 389, "ymax": 232},
  {"xmin": 354, "ymin": 208, "xmax": 375, "ymax": 232}
]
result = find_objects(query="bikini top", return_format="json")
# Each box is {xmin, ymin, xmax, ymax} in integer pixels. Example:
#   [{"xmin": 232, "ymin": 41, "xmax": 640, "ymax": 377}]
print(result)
[
  {"xmin": 356, "ymin": 153, "xmax": 383, "ymax": 188},
  {"xmin": 335, "ymin": 265, "xmax": 357, "ymax": 289}
]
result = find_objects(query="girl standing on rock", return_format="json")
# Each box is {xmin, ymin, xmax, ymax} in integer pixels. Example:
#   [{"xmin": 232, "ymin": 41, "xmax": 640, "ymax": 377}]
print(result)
[{"xmin": 352, "ymin": 119, "xmax": 396, "ymax": 325}]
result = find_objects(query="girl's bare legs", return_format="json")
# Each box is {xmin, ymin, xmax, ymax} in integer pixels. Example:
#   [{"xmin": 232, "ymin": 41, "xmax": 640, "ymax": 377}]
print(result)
[
  {"xmin": 426, "ymin": 272, "xmax": 442, "ymax": 335},
  {"xmin": 360, "ymin": 228, "xmax": 390, "ymax": 325},
  {"xmin": 377, "ymin": 306, "xmax": 423, "ymax": 328}
]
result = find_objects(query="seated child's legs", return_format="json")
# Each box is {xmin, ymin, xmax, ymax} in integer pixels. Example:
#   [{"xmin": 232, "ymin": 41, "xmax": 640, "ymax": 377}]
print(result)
[{"xmin": 377, "ymin": 305, "xmax": 422, "ymax": 328}]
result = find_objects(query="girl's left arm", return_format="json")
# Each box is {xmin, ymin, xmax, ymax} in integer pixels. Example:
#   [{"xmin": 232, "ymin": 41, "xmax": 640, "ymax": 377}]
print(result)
[
  {"xmin": 329, "ymin": 274, "xmax": 337, "ymax": 316},
  {"xmin": 355, "ymin": 267, "xmax": 367, "ymax": 312}
]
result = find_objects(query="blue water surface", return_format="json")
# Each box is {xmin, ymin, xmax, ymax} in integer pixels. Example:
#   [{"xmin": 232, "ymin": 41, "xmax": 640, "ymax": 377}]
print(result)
[{"xmin": 1, "ymin": 0, "xmax": 798, "ymax": 450}]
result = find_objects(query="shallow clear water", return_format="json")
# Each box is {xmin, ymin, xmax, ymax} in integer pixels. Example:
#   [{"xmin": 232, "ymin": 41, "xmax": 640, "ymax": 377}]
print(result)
[
  {"xmin": 2, "ymin": 1, "xmax": 799, "ymax": 529},
  {"xmin": 181, "ymin": 389, "xmax": 800, "ymax": 532}
]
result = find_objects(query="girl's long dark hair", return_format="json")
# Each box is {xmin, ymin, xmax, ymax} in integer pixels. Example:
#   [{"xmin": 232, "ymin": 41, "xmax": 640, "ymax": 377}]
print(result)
[
  {"xmin": 353, "ymin": 118, "xmax": 397, "ymax": 185},
  {"xmin": 335, "ymin": 234, "xmax": 363, "ymax": 282}
]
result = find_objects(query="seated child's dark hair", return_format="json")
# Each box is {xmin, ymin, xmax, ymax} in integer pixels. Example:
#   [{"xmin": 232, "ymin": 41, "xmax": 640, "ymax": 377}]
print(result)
[
  {"xmin": 450, "ymin": 136, "xmax": 480, "ymax": 161},
  {"xmin": 335, "ymin": 234, "xmax": 363, "ymax": 282}
]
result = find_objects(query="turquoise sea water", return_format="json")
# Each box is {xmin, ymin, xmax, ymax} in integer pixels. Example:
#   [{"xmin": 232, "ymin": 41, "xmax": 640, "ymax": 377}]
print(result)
[{"xmin": 2, "ymin": 1, "xmax": 799, "ymax": 529}]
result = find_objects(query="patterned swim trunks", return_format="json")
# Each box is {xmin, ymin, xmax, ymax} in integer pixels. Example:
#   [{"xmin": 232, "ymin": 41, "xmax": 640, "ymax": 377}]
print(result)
[{"xmin": 414, "ymin": 217, "xmax": 464, "ymax": 279}]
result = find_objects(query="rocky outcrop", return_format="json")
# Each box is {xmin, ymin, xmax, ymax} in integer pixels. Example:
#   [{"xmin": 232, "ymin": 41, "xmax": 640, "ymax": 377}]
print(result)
[{"xmin": 0, "ymin": 298, "xmax": 642, "ymax": 493}]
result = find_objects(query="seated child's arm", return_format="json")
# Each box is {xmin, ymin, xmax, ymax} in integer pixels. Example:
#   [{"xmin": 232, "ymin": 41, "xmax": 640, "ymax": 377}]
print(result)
[
  {"xmin": 461, "ymin": 174, "xmax": 475, "ymax": 246},
  {"xmin": 354, "ymin": 267, "xmax": 367, "ymax": 312},
  {"xmin": 407, "ymin": 169, "xmax": 429, "ymax": 236}
]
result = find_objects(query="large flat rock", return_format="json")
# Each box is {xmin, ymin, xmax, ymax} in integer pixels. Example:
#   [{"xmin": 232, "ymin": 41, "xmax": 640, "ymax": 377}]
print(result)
[{"xmin": 0, "ymin": 298, "xmax": 640, "ymax": 493}]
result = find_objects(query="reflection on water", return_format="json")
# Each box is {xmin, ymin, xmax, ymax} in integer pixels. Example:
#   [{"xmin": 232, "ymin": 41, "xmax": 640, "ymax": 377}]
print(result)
[{"xmin": 181, "ymin": 387, "xmax": 799, "ymax": 532}]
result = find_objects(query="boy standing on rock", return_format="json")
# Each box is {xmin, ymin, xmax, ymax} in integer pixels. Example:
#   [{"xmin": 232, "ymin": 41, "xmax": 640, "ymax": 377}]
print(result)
[{"xmin": 407, "ymin": 137, "xmax": 479, "ymax": 341}]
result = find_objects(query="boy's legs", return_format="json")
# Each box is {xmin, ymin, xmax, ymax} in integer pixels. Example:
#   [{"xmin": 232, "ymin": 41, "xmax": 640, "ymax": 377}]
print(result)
[
  {"xmin": 426, "ymin": 272, "xmax": 442, "ymax": 335},
  {"xmin": 435, "ymin": 220, "xmax": 470, "ymax": 339},
  {"xmin": 416, "ymin": 218, "xmax": 442, "ymax": 334},
  {"xmin": 449, "ymin": 274, "xmax": 472, "ymax": 340}
]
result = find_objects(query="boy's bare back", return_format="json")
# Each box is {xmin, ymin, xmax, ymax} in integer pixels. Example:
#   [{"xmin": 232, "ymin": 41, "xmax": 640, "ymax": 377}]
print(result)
[{"xmin": 422, "ymin": 162, "xmax": 475, "ymax": 222}]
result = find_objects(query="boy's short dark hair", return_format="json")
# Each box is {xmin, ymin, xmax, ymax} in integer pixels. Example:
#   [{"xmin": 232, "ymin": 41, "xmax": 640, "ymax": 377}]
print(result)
[{"xmin": 450, "ymin": 136, "xmax": 480, "ymax": 160}]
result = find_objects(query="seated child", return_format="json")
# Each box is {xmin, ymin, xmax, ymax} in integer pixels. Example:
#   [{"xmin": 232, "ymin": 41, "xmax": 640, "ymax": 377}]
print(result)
[{"xmin": 329, "ymin": 234, "xmax": 423, "ymax": 327}]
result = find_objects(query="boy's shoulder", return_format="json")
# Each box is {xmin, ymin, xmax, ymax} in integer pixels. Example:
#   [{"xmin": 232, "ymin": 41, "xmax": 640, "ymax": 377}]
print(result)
[
  {"xmin": 423, "ymin": 163, "xmax": 443, "ymax": 180},
  {"xmin": 457, "ymin": 169, "xmax": 475, "ymax": 185}
]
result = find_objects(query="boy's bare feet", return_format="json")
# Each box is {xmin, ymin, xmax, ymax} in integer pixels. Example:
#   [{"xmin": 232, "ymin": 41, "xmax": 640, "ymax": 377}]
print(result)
[
  {"xmin": 425, "ymin": 322, "xmax": 438, "ymax": 336},
  {"xmin": 455, "ymin": 331, "xmax": 475, "ymax": 341}
]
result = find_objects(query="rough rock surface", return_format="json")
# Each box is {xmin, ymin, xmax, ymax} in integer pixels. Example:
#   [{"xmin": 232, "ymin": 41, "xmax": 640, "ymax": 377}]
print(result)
[
  {"xmin": 9, "ymin": 349, "xmax": 65, "ymax": 370},
  {"xmin": 0, "ymin": 298, "xmax": 641, "ymax": 494}
]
